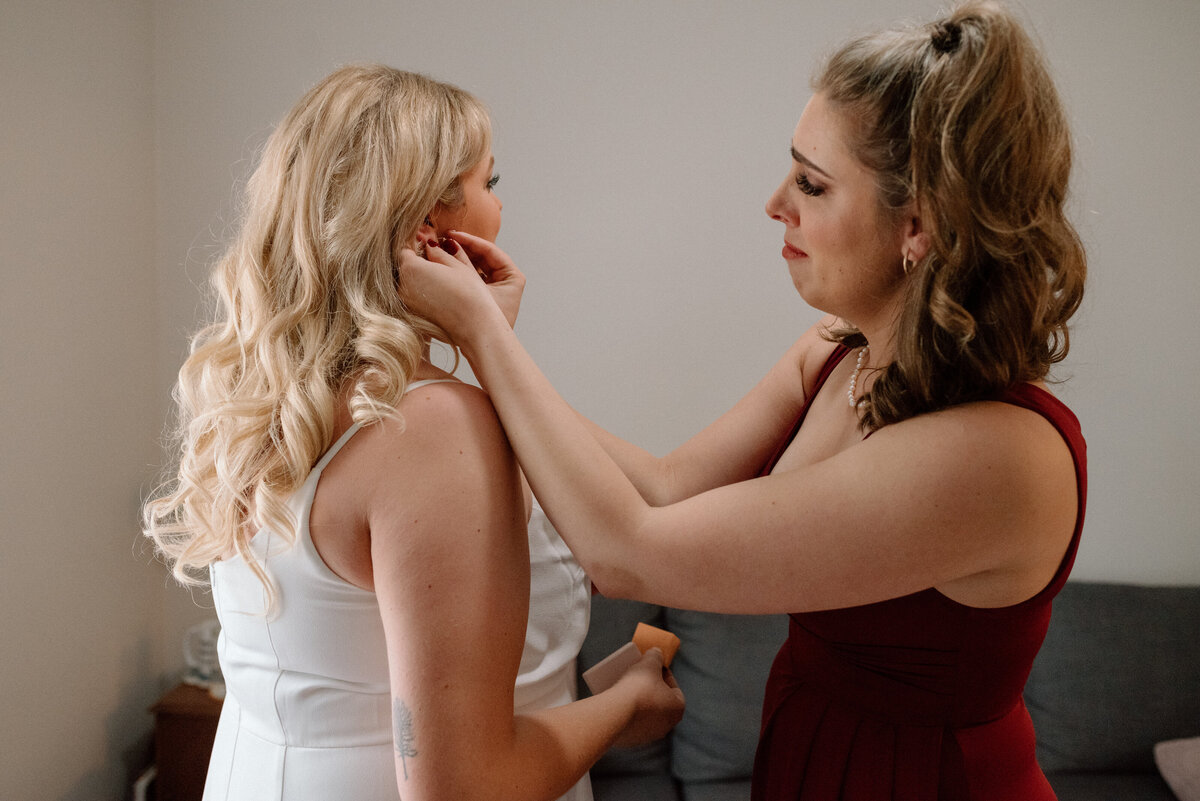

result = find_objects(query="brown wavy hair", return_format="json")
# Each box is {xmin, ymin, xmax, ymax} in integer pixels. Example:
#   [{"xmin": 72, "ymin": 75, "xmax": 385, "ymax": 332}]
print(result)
[
  {"xmin": 816, "ymin": 0, "xmax": 1086, "ymax": 429},
  {"xmin": 144, "ymin": 65, "xmax": 491, "ymax": 594}
]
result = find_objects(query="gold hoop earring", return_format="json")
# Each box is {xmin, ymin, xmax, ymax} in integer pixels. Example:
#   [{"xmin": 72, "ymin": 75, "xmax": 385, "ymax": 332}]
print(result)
[{"xmin": 902, "ymin": 253, "xmax": 914, "ymax": 276}]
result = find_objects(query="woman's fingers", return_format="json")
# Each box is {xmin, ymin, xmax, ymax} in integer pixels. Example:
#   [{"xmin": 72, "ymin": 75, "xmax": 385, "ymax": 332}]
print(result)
[
  {"xmin": 446, "ymin": 230, "xmax": 521, "ymax": 283},
  {"xmin": 398, "ymin": 233, "xmax": 525, "ymax": 332},
  {"xmin": 397, "ymin": 247, "xmax": 476, "ymax": 331},
  {"xmin": 443, "ymin": 232, "xmax": 526, "ymax": 328}
]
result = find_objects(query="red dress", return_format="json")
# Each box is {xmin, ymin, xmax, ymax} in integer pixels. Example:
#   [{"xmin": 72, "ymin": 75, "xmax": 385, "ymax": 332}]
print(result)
[{"xmin": 752, "ymin": 346, "xmax": 1087, "ymax": 801}]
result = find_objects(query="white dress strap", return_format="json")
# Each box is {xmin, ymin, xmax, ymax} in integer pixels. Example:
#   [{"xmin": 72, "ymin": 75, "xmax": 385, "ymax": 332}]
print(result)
[
  {"xmin": 312, "ymin": 379, "xmax": 460, "ymax": 475},
  {"xmin": 311, "ymin": 422, "xmax": 363, "ymax": 476},
  {"xmin": 404, "ymin": 378, "xmax": 460, "ymax": 392}
]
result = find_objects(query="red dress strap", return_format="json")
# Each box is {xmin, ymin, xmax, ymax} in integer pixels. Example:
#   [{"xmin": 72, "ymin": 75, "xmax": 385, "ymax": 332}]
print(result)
[
  {"xmin": 759, "ymin": 343, "xmax": 852, "ymax": 476},
  {"xmin": 996, "ymin": 383, "xmax": 1088, "ymax": 595}
]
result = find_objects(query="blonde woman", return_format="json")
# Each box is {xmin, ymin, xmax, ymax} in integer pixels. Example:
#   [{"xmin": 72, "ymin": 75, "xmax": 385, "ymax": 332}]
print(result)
[
  {"xmin": 144, "ymin": 65, "xmax": 683, "ymax": 801},
  {"xmin": 399, "ymin": 3, "xmax": 1088, "ymax": 799}
]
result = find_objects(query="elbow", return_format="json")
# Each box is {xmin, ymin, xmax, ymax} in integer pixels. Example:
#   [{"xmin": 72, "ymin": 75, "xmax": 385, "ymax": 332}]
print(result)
[
  {"xmin": 581, "ymin": 513, "xmax": 659, "ymax": 602},
  {"xmin": 587, "ymin": 558, "xmax": 648, "ymax": 602},
  {"xmin": 405, "ymin": 762, "xmax": 564, "ymax": 801},
  {"xmin": 637, "ymin": 458, "xmax": 680, "ymax": 507},
  {"xmin": 403, "ymin": 771, "xmax": 504, "ymax": 801}
]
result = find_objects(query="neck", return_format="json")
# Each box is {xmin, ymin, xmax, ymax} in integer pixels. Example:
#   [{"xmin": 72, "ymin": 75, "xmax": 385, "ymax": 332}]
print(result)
[
  {"xmin": 842, "ymin": 315, "xmax": 899, "ymax": 410},
  {"xmin": 851, "ymin": 327, "xmax": 896, "ymax": 371},
  {"xmin": 845, "ymin": 299, "xmax": 901, "ymax": 367}
]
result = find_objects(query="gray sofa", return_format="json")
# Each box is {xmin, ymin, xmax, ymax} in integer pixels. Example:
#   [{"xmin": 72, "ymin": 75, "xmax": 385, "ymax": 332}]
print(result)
[
  {"xmin": 577, "ymin": 596, "xmax": 787, "ymax": 801},
  {"xmin": 578, "ymin": 581, "xmax": 1200, "ymax": 801},
  {"xmin": 1025, "ymin": 581, "xmax": 1200, "ymax": 801}
]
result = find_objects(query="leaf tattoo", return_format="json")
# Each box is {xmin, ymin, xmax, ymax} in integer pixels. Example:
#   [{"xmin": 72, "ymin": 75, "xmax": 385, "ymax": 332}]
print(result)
[{"xmin": 393, "ymin": 699, "xmax": 418, "ymax": 780}]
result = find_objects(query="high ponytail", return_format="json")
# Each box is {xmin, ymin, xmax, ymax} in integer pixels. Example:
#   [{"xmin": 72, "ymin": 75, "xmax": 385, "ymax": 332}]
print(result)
[{"xmin": 816, "ymin": 1, "xmax": 1085, "ymax": 429}]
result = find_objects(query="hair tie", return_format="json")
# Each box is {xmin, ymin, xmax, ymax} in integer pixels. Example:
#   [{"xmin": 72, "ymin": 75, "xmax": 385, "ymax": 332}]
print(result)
[{"xmin": 931, "ymin": 21, "xmax": 962, "ymax": 55}]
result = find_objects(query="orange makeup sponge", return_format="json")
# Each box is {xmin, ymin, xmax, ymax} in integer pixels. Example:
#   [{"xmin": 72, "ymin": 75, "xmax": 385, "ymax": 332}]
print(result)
[
  {"xmin": 581, "ymin": 623, "xmax": 683, "ymax": 695},
  {"xmin": 632, "ymin": 622, "xmax": 681, "ymax": 668}
]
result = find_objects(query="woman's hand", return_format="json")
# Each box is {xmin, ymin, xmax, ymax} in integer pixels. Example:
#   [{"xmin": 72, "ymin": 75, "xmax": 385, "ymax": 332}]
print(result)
[
  {"xmin": 398, "ymin": 231, "xmax": 525, "ymax": 341},
  {"xmin": 445, "ymin": 230, "xmax": 525, "ymax": 329},
  {"xmin": 610, "ymin": 648, "xmax": 687, "ymax": 748}
]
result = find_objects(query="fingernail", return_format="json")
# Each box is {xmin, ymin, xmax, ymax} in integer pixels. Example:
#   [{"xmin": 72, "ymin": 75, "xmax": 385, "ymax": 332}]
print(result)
[
  {"xmin": 426, "ymin": 239, "xmax": 440, "ymax": 249},
  {"xmin": 443, "ymin": 239, "xmax": 459, "ymax": 255}
]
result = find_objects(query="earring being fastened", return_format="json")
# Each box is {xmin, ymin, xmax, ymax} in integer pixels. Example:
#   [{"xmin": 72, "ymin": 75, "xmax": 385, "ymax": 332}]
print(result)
[
  {"xmin": 414, "ymin": 216, "xmax": 435, "ymax": 258},
  {"xmin": 902, "ymin": 252, "xmax": 914, "ymax": 275},
  {"xmin": 847, "ymin": 346, "xmax": 869, "ymax": 408}
]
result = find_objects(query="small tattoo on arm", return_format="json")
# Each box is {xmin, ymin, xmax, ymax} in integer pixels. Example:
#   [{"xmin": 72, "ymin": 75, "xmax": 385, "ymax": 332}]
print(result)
[{"xmin": 393, "ymin": 699, "xmax": 418, "ymax": 780}]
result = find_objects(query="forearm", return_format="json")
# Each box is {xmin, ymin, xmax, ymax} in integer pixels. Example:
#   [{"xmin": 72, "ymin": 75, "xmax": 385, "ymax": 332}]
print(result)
[
  {"xmin": 499, "ymin": 690, "xmax": 637, "ymax": 799},
  {"xmin": 577, "ymin": 412, "xmax": 675, "ymax": 506},
  {"xmin": 416, "ymin": 678, "xmax": 656, "ymax": 801},
  {"xmin": 461, "ymin": 309, "xmax": 653, "ymax": 595}
]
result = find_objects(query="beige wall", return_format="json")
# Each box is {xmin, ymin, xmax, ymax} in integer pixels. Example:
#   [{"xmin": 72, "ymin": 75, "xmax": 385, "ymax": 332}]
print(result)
[
  {"xmin": 1, "ymin": 1, "xmax": 166, "ymax": 799},
  {"xmin": 2, "ymin": 1, "xmax": 1197, "ymax": 798}
]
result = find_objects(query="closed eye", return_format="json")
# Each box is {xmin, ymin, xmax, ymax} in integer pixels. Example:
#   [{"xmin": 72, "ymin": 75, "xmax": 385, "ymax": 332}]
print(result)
[{"xmin": 796, "ymin": 172, "xmax": 824, "ymax": 197}]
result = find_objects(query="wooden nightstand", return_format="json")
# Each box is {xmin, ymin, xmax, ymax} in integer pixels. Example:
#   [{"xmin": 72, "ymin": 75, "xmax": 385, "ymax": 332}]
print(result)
[{"xmin": 150, "ymin": 683, "xmax": 223, "ymax": 801}]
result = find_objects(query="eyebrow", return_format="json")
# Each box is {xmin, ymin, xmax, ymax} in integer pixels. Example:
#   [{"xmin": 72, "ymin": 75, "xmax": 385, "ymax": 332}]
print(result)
[{"xmin": 790, "ymin": 147, "xmax": 833, "ymax": 180}]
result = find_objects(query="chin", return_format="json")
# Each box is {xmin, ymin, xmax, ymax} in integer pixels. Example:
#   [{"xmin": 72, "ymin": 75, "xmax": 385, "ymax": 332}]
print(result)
[
  {"xmin": 789, "ymin": 280, "xmax": 833, "ymax": 317},
  {"xmin": 787, "ymin": 268, "xmax": 812, "ymax": 299}
]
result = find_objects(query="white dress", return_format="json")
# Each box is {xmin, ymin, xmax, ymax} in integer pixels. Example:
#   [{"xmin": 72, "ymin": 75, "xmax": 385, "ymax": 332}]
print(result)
[{"xmin": 203, "ymin": 379, "xmax": 593, "ymax": 801}]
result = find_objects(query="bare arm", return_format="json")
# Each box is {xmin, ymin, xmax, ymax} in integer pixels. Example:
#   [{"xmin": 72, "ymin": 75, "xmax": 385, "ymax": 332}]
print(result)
[
  {"xmin": 363, "ymin": 383, "xmax": 682, "ymax": 800},
  {"xmin": 441, "ymin": 230, "xmax": 832, "ymax": 508},
  {"xmin": 398, "ymin": 248, "xmax": 1079, "ymax": 615},
  {"xmin": 578, "ymin": 324, "xmax": 839, "ymax": 506}
]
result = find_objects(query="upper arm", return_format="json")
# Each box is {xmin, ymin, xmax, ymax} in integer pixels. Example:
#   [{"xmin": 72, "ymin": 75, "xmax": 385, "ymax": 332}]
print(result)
[
  {"xmin": 607, "ymin": 401, "xmax": 1079, "ymax": 613},
  {"xmin": 362, "ymin": 384, "xmax": 530, "ymax": 794}
]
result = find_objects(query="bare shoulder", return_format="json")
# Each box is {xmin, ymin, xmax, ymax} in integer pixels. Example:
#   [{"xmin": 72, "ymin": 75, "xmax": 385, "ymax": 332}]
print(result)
[
  {"xmin": 793, "ymin": 315, "xmax": 843, "ymax": 397},
  {"xmin": 348, "ymin": 381, "xmax": 521, "ymax": 538},
  {"xmin": 763, "ymin": 315, "xmax": 841, "ymax": 404},
  {"xmin": 895, "ymin": 395, "xmax": 1069, "ymax": 460},
  {"xmin": 861, "ymin": 397, "xmax": 1078, "ymax": 605},
  {"xmin": 355, "ymin": 380, "xmax": 509, "ymax": 464},
  {"xmin": 399, "ymin": 378, "xmax": 502, "ymax": 428},
  {"xmin": 306, "ymin": 380, "xmax": 519, "ymax": 591},
  {"xmin": 865, "ymin": 397, "xmax": 1076, "ymax": 505}
]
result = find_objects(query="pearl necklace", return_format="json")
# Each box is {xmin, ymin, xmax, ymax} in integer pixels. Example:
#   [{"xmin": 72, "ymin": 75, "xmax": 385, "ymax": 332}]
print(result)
[{"xmin": 847, "ymin": 346, "xmax": 868, "ymax": 408}]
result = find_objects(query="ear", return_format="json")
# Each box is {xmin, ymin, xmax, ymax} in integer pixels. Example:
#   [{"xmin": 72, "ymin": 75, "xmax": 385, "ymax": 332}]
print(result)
[
  {"xmin": 415, "ymin": 214, "xmax": 438, "ymax": 249},
  {"xmin": 900, "ymin": 204, "xmax": 932, "ymax": 264},
  {"xmin": 391, "ymin": 216, "xmax": 438, "ymax": 263}
]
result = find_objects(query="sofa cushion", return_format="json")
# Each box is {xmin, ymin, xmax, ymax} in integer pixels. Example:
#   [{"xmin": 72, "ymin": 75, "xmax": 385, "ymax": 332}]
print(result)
[
  {"xmin": 1156, "ymin": 736, "xmax": 1200, "ymax": 801},
  {"xmin": 1024, "ymin": 581, "xmax": 1200, "ymax": 773},
  {"xmin": 679, "ymin": 779, "xmax": 754, "ymax": 801},
  {"xmin": 579, "ymin": 596, "xmax": 672, "ymax": 777},
  {"xmin": 664, "ymin": 608, "xmax": 789, "ymax": 782},
  {"xmin": 1046, "ymin": 771, "xmax": 1178, "ymax": 801},
  {"xmin": 591, "ymin": 772, "xmax": 681, "ymax": 801}
]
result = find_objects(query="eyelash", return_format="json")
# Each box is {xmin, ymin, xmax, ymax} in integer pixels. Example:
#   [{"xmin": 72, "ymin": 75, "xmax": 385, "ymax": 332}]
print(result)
[
  {"xmin": 796, "ymin": 172, "xmax": 824, "ymax": 197},
  {"xmin": 487, "ymin": 174, "xmax": 500, "ymax": 191}
]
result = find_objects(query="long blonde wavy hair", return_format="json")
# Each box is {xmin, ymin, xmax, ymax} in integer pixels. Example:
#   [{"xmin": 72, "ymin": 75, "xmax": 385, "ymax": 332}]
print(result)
[
  {"xmin": 144, "ymin": 65, "xmax": 491, "ymax": 591},
  {"xmin": 818, "ymin": 1, "xmax": 1086, "ymax": 429}
]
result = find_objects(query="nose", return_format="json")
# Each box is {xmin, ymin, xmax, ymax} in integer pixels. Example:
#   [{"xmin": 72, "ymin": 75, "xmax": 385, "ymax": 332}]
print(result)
[{"xmin": 765, "ymin": 178, "xmax": 794, "ymax": 225}]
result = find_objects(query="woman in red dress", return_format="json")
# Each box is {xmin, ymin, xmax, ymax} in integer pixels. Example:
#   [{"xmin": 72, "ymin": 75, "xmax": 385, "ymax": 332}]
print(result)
[{"xmin": 399, "ymin": 2, "xmax": 1086, "ymax": 797}]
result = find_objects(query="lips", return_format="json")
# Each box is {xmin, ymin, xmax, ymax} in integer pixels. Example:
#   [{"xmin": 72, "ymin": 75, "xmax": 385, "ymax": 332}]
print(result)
[{"xmin": 782, "ymin": 242, "xmax": 807, "ymax": 259}]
